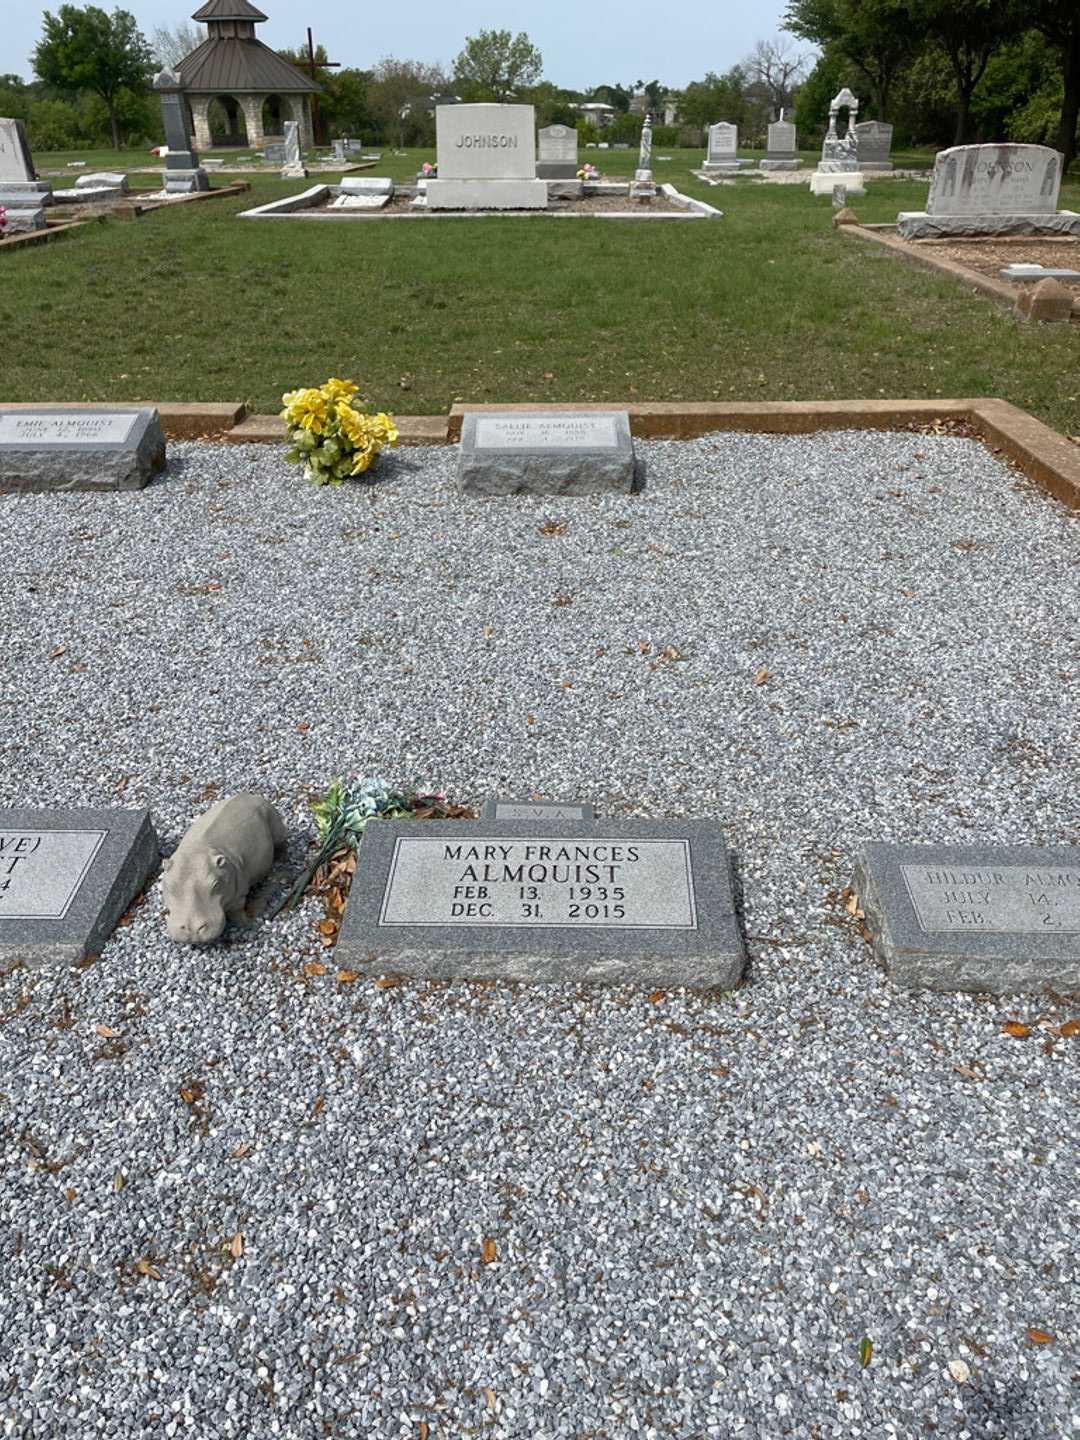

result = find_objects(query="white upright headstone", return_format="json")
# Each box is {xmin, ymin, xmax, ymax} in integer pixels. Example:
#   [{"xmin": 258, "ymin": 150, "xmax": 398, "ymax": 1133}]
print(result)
[
  {"xmin": 761, "ymin": 118, "xmax": 801, "ymax": 172},
  {"xmin": 898, "ymin": 143, "xmax": 1080, "ymax": 239},
  {"xmin": 426, "ymin": 104, "xmax": 547, "ymax": 210},
  {"xmin": 704, "ymin": 122, "xmax": 738, "ymax": 173},
  {"xmin": 281, "ymin": 121, "xmax": 307, "ymax": 179},
  {"xmin": 0, "ymin": 116, "xmax": 53, "ymax": 228}
]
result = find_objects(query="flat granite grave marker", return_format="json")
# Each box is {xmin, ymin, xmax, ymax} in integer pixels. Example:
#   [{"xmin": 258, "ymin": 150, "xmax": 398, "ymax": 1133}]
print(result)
[
  {"xmin": 0, "ymin": 807, "xmax": 159, "ymax": 968},
  {"xmin": 854, "ymin": 842, "xmax": 1080, "ymax": 993},
  {"xmin": 482, "ymin": 798, "xmax": 595, "ymax": 821},
  {"xmin": 458, "ymin": 411, "xmax": 638, "ymax": 495},
  {"xmin": 0, "ymin": 407, "xmax": 166, "ymax": 492},
  {"xmin": 336, "ymin": 819, "xmax": 744, "ymax": 986}
]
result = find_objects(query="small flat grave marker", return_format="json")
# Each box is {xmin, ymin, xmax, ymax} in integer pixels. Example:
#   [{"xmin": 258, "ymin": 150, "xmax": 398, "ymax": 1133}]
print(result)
[
  {"xmin": 854, "ymin": 842, "xmax": 1080, "ymax": 993},
  {"xmin": 459, "ymin": 411, "xmax": 639, "ymax": 495},
  {"xmin": 0, "ymin": 807, "xmax": 160, "ymax": 968},
  {"xmin": 482, "ymin": 797, "xmax": 594, "ymax": 821},
  {"xmin": 336, "ymin": 819, "xmax": 743, "ymax": 986},
  {"xmin": 0, "ymin": 407, "xmax": 166, "ymax": 492}
]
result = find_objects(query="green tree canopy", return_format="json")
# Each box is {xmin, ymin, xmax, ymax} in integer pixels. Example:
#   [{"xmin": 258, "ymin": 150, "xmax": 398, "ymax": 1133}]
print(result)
[
  {"xmin": 34, "ymin": 5, "xmax": 154, "ymax": 149},
  {"xmin": 785, "ymin": 0, "xmax": 917, "ymax": 118},
  {"xmin": 910, "ymin": 0, "xmax": 1024, "ymax": 141},
  {"xmin": 453, "ymin": 30, "xmax": 542, "ymax": 101}
]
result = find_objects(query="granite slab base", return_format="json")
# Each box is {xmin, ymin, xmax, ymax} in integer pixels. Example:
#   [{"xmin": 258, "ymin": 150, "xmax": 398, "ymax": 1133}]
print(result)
[
  {"xmin": 0, "ymin": 807, "xmax": 160, "ymax": 969},
  {"xmin": 0, "ymin": 407, "xmax": 166, "ymax": 492},
  {"xmin": 760, "ymin": 159, "xmax": 801, "ymax": 171},
  {"xmin": 164, "ymin": 168, "xmax": 210, "ymax": 194},
  {"xmin": 336, "ymin": 818, "xmax": 745, "ymax": 988},
  {"xmin": 897, "ymin": 210, "xmax": 1080, "ymax": 240},
  {"xmin": 810, "ymin": 171, "xmax": 866, "ymax": 196},
  {"xmin": 853, "ymin": 842, "xmax": 1080, "ymax": 994},
  {"xmin": 458, "ymin": 411, "xmax": 639, "ymax": 496},
  {"xmin": 426, "ymin": 179, "xmax": 547, "ymax": 210},
  {"xmin": 0, "ymin": 208, "xmax": 46, "ymax": 232}
]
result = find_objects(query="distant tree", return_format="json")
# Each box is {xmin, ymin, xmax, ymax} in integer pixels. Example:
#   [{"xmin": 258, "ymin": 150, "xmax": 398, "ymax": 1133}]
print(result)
[
  {"xmin": 150, "ymin": 21, "xmax": 204, "ymax": 67},
  {"xmin": 34, "ymin": 5, "xmax": 155, "ymax": 148},
  {"xmin": 367, "ymin": 57, "xmax": 449, "ymax": 146},
  {"xmin": 910, "ymin": 0, "xmax": 1024, "ymax": 142},
  {"xmin": 784, "ymin": 0, "xmax": 916, "ymax": 119},
  {"xmin": 746, "ymin": 36, "xmax": 808, "ymax": 116},
  {"xmin": 589, "ymin": 83, "xmax": 630, "ymax": 112},
  {"xmin": 1029, "ymin": 0, "xmax": 1080, "ymax": 169},
  {"xmin": 453, "ymin": 29, "xmax": 542, "ymax": 101},
  {"xmin": 793, "ymin": 48, "xmax": 849, "ymax": 139},
  {"xmin": 678, "ymin": 67, "xmax": 750, "ymax": 131}
]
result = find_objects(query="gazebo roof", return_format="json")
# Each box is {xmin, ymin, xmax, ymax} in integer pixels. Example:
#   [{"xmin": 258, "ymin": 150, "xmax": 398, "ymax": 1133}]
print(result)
[
  {"xmin": 178, "ymin": 37, "xmax": 320, "ymax": 93},
  {"xmin": 191, "ymin": 0, "xmax": 268, "ymax": 20}
]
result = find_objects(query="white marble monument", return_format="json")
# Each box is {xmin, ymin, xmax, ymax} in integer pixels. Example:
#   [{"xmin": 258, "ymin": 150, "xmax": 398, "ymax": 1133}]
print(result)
[
  {"xmin": 0, "ymin": 116, "xmax": 52, "ymax": 232},
  {"xmin": 426, "ymin": 104, "xmax": 546, "ymax": 210},
  {"xmin": 703, "ymin": 122, "xmax": 738, "ymax": 174},
  {"xmin": 809, "ymin": 87, "xmax": 866, "ymax": 196}
]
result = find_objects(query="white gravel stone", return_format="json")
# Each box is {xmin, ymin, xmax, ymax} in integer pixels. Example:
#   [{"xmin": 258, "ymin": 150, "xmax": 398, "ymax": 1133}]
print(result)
[{"xmin": 0, "ymin": 431, "xmax": 1077, "ymax": 1438}]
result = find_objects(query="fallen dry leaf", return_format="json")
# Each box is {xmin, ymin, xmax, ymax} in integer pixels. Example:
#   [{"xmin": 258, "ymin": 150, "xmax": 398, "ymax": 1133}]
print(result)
[
  {"xmin": 373, "ymin": 975, "xmax": 402, "ymax": 989},
  {"xmin": 753, "ymin": 667, "xmax": 771, "ymax": 685},
  {"xmin": 418, "ymin": 1426, "xmax": 429, "ymax": 1440},
  {"xmin": 297, "ymin": 722, "xmax": 310, "ymax": 734},
  {"xmin": 230, "ymin": 1232, "xmax": 244, "ymax": 1259},
  {"xmin": 648, "ymin": 990, "xmax": 666, "ymax": 1003},
  {"xmin": 113, "ymin": 1170, "xmax": 125, "ymax": 1191},
  {"xmin": 304, "ymin": 960, "xmax": 328, "ymax": 976},
  {"xmin": 318, "ymin": 920, "xmax": 338, "ymax": 939},
  {"xmin": 1057, "ymin": 1018, "xmax": 1080, "ymax": 1038},
  {"xmin": 135, "ymin": 1258, "xmax": 162, "ymax": 1280},
  {"xmin": 485, "ymin": 1387, "xmax": 497, "ymax": 1412},
  {"xmin": 49, "ymin": 645, "xmax": 67, "ymax": 659},
  {"xmin": 336, "ymin": 969, "xmax": 360, "ymax": 984},
  {"xmin": 229, "ymin": 1142, "xmax": 252, "ymax": 1159},
  {"xmin": 1026, "ymin": 1327, "xmax": 1054, "ymax": 1345},
  {"xmin": 482, "ymin": 1237, "xmax": 497, "ymax": 1264},
  {"xmin": 1001, "ymin": 1021, "xmax": 1031, "ymax": 1038},
  {"xmin": 947, "ymin": 1359, "xmax": 971, "ymax": 1384},
  {"xmin": 64, "ymin": 1187, "xmax": 77, "ymax": 1203},
  {"xmin": 94, "ymin": 1023, "xmax": 120, "ymax": 1038}
]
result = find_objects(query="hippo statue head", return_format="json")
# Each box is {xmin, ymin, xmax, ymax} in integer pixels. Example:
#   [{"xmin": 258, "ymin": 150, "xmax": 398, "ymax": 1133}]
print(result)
[{"xmin": 162, "ymin": 848, "xmax": 238, "ymax": 944}]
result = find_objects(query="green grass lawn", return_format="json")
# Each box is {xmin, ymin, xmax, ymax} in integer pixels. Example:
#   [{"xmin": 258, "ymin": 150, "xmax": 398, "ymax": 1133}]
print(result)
[{"xmin": 2, "ymin": 150, "xmax": 1078, "ymax": 434}]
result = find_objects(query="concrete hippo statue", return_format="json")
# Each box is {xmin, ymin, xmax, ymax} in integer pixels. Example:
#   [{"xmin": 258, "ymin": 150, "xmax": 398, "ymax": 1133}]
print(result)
[{"xmin": 163, "ymin": 794, "xmax": 287, "ymax": 944}]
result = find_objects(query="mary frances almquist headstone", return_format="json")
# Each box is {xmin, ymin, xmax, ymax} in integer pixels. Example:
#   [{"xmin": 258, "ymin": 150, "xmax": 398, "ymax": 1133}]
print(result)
[
  {"xmin": 854, "ymin": 843, "xmax": 1080, "ymax": 993},
  {"xmin": 0, "ymin": 407, "xmax": 166, "ymax": 491},
  {"xmin": 0, "ymin": 807, "xmax": 159, "ymax": 968},
  {"xmin": 336, "ymin": 819, "xmax": 744, "ymax": 986}
]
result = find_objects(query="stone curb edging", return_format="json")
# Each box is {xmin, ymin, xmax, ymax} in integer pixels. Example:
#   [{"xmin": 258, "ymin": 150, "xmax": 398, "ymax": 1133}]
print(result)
[
  {"xmin": 840, "ymin": 223, "xmax": 1080, "ymax": 323},
  {"xmin": 7, "ymin": 398, "xmax": 1077, "ymax": 508},
  {"xmin": 0, "ymin": 184, "xmax": 251, "ymax": 254}
]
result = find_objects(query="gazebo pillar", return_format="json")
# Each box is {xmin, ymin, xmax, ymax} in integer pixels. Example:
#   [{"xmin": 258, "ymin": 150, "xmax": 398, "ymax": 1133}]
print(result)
[
  {"xmin": 189, "ymin": 94, "xmax": 213, "ymax": 150},
  {"xmin": 240, "ymin": 94, "xmax": 266, "ymax": 149}
]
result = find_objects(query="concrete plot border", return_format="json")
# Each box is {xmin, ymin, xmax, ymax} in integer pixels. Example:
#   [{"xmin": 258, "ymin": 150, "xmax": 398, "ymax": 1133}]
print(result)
[
  {"xmin": 5, "ymin": 399, "xmax": 1078, "ymax": 509},
  {"xmin": 0, "ymin": 184, "xmax": 251, "ymax": 254},
  {"xmin": 840, "ymin": 223, "xmax": 1080, "ymax": 324},
  {"xmin": 237, "ymin": 182, "xmax": 721, "ymax": 222}
]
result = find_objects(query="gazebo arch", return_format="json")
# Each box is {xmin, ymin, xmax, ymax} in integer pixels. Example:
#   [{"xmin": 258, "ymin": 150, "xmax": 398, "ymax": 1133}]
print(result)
[{"xmin": 176, "ymin": 0, "xmax": 320, "ymax": 153}]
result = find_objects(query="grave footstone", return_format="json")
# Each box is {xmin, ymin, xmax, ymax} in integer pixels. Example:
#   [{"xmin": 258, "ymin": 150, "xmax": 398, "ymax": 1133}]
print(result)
[
  {"xmin": 898, "ymin": 144, "xmax": 1080, "ymax": 239},
  {"xmin": 0, "ymin": 407, "xmax": 167, "ymax": 492},
  {"xmin": 458, "ymin": 411, "xmax": 639, "ymax": 495},
  {"xmin": 1000, "ymin": 262, "xmax": 1080, "ymax": 281},
  {"xmin": 336, "ymin": 818, "xmax": 744, "ymax": 987},
  {"xmin": 0, "ymin": 807, "xmax": 159, "ymax": 969},
  {"xmin": 482, "ymin": 798, "xmax": 595, "ymax": 821},
  {"xmin": 537, "ymin": 123, "xmax": 578, "ymax": 180},
  {"xmin": 854, "ymin": 842, "xmax": 1080, "ymax": 994}
]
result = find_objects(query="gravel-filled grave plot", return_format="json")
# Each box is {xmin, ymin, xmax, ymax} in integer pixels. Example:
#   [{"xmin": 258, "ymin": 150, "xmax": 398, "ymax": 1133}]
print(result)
[{"xmin": 1, "ymin": 431, "xmax": 1078, "ymax": 1440}]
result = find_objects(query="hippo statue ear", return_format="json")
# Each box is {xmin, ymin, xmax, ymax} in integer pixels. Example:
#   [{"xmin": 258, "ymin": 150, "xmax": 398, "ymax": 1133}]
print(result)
[{"xmin": 213, "ymin": 852, "xmax": 229, "ymax": 869}]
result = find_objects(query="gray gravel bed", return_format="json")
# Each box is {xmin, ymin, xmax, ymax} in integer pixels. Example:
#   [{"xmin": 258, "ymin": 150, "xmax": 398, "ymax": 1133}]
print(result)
[{"xmin": 1, "ymin": 431, "xmax": 1078, "ymax": 1439}]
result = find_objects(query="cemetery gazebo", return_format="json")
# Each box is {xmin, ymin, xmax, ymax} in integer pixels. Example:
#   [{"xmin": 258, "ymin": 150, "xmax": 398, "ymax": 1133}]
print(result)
[{"xmin": 176, "ymin": 0, "xmax": 319, "ymax": 152}]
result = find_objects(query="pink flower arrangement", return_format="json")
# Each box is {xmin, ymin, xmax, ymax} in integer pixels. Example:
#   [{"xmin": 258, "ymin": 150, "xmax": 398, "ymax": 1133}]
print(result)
[
  {"xmin": 577, "ymin": 163, "xmax": 600, "ymax": 181},
  {"xmin": 421, "ymin": 161, "xmax": 437, "ymax": 176},
  {"xmin": 0, "ymin": 205, "xmax": 7, "ymax": 234}
]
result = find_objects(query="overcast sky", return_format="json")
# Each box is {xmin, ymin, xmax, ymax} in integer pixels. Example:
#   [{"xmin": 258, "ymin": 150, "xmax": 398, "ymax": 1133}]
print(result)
[{"xmin": 7, "ymin": 0, "xmax": 799, "ymax": 88}]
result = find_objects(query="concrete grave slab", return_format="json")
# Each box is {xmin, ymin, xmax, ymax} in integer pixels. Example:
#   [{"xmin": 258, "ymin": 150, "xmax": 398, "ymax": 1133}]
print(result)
[
  {"xmin": 336, "ymin": 819, "xmax": 744, "ymax": 987},
  {"xmin": 0, "ymin": 807, "xmax": 160, "ymax": 969},
  {"xmin": 854, "ymin": 842, "xmax": 1080, "ymax": 994},
  {"xmin": 459, "ymin": 410, "xmax": 638, "ymax": 495},
  {"xmin": 0, "ymin": 407, "xmax": 166, "ymax": 492},
  {"xmin": 482, "ymin": 798, "xmax": 595, "ymax": 822}
]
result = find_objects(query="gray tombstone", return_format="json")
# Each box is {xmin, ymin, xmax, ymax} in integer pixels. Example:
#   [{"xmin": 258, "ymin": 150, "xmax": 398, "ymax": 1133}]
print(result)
[
  {"xmin": 281, "ymin": 120, "xmax": 306, "ymax": 178},
  {"xmin": 458, "ymin": 411, "xmax": 639, "ymax": 495},
  {"xmin": 0, "ymin": 116, "xmax": 53, "ymax": 215},
  {"xmin": 335, "ymin": 817, "xmax": 745, "ymax": 987},
  {"xmin": 482, "ymin": 798, "xmax": 595, "ymax": 821},
  {"xmin": 898, "ymin": 143, "xmax": 1080, "ymax": 239},
  {"xmin": 537, "ymin": 123, "xmax": 578, "ymax": 179},
  {"xmin": 761, "ymin": 118, "xmax": 801, "ymax": 172},
  {"xmin": 0, "ymin": 407, "xmax": 166, "ymax": 491},
  {"xmin": 703, "ymin": 122, "xmax": 738, "ymax": 173},
  {"xmin": 0, "ymin": 807, "xmax": 159, "ymax": 968},
  {"xmin": 854, "ymin": 842, "xmax": 1080, "ymax": 994},
  {"xmin": 854, "ymin": 120, "xmax": 893, "ymax": 171},
  {"xmin": 262, "ymin": 143, "xmax": 285, "ymax": 164},
  {"xmin": 153, "ymin": 69, "xmax": 209, "ymax": 193}
]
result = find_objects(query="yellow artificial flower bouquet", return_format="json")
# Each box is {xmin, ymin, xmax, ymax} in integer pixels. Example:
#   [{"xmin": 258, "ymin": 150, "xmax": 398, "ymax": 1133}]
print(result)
[{"xmin": 281, "ymin": 378, "xmax": 398, "ymax": 484}]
